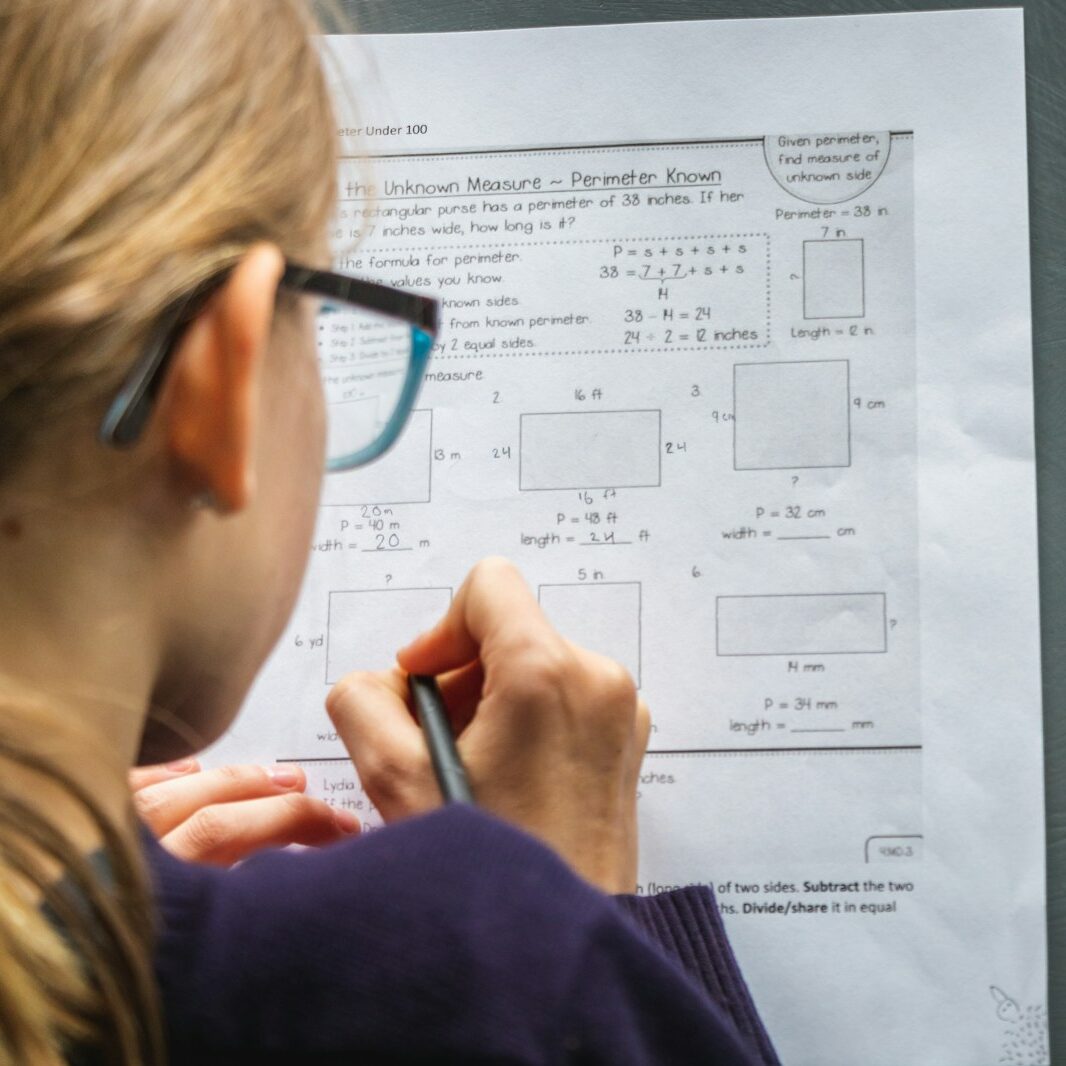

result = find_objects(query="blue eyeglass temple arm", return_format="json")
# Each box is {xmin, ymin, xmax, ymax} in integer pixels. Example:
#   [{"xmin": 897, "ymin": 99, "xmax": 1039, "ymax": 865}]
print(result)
[
  {"xmin": 97, "ymin": 276, "xmax": 223, "ymax": 447},
  {"xmin": 98, "ymin": 262, "xmax": 441, "ymax": 451}
]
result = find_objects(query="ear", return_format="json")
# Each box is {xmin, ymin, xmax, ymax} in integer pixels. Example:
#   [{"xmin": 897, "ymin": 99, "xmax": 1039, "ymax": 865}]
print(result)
[{"xmin": 162, "ymin": 244, "xmax": 285, "ymax": 513}]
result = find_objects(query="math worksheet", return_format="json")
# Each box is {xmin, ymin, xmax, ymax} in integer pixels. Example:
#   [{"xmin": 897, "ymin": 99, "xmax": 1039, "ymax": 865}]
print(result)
[{"xmin": 208, "ymin": 12, "xmax": 1047, "ymax": 1065}]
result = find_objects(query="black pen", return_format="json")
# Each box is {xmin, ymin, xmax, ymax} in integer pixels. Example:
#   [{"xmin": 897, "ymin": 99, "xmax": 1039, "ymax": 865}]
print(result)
[{"xmin": 408, "ymin": 674, "xmax": 475, "ymax": 805}]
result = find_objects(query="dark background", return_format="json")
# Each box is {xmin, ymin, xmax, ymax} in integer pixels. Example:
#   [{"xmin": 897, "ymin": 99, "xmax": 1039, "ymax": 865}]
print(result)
[{"xmin": 326, "ymin": 2, "xmax": 1065, "ymax": 1058}]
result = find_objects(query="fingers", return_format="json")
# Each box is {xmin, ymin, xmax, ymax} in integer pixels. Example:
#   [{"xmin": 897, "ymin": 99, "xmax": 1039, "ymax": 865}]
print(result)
[
  {"xmin": 396, "ymin": 557, "xmax": 553, "ymax": 676},
  {"xmin": 627, "ymin": 697, "xmax": 653, "ymax": 798},
  {"xmin": 634, "ymin": 698, "xmax": 653, "ymax": 757},
  {"xmin": 160, "ymin": 793, "xmax": 357, "ymax": 866},
  {"xmin": 132, "ymin": 761, "xmax": 360, "ymax": 865},
  {"xmin": 133, "ymin": 762, "xmax": 310, "ymax": 838},
  {"xmin": 326, "ymin": 669, "xmax": 439, "ymax": 819},
  {"xmin": 433, "ymin": 659, "xmax": 485, "ymax": 735},
  {"xmin": 326, "ymin": 669, "xmax": 423, "ymax": 764},
  {"xmin": 128, "ymin": 758, "xmax": 201, "ymax": 792}
]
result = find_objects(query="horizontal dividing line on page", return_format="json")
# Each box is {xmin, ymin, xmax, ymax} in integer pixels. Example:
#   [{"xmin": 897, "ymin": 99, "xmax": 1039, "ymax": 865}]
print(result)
[
  {"xmin": 336, "ymin": 132, "xmax": 914, "ymax": 162},
  {"xmin": 278, "ymin": 745, "xmax": 923, "ymax": 764},
  {"xmin": 280, "ymin": 757, "xmax": 361, "ymax": 764},
  {"xmin": 340, "ymin": 139, "xmax": 763, "ymax": 161},
  {"xmin": 646, "ymin": 746, "xmax": 922, "ymax": 756},
  {"xmin": 436, "ymin": 344, "xmax": 774, "ymax": 357},
  {"xmin": 336, "ymin": 234, "xmax": 769, "ymax": 248},
  {"xmin": 340, "ymin": 182, "xmax": 721, "ymax": 202}
]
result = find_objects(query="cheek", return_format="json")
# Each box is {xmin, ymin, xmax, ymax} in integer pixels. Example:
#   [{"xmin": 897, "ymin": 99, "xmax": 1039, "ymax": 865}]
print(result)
[
  {"xmin": 258, "ymin": 317, "xmax": 326, "ymax": 598},
  {"xmin": 284, "ymin": 321, "xmax": 326, "ymax": 534},
  {"xmin": 269, "ymin": 309, "xmax": 326, "ymax": 492},
  {"xmin": 296, "ymin": 353, "xmax": 327, "ymax": 493}
]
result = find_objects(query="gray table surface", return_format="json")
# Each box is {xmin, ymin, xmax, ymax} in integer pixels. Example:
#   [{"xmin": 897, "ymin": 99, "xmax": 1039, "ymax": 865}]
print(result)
[{"xmin": 326, "ymin": 1, "xmax": 1065, "ymax": 1058}]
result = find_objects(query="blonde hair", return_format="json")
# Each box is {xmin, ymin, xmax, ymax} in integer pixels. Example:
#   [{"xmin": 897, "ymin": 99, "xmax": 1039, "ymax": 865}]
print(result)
[
  {"xmin": 0, "ymin": 0, "xmax": 338, "ymax": 478},
  {"xmin": 0, "ymin": 0, "xmax": 339, "ymax": 1061}
]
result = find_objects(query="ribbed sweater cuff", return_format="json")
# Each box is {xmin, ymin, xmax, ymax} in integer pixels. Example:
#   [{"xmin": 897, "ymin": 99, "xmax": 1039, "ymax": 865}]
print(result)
[{"xmin": 614, "ymin": 886, "xmax": 780, "ymax": 1066}]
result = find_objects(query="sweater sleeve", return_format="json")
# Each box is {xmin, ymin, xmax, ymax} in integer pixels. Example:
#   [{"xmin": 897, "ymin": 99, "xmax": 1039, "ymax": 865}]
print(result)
[
  {"xmin": 614, "ymin": 889, "xmax": 780, "ymax": 1066},
  {"xmin": 143, "ymin": 806, "xmax": 776, "ymax": 1065}
]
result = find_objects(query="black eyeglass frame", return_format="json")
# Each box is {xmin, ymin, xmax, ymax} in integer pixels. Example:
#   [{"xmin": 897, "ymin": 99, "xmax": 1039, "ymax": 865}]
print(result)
[{"xmin": 96, "ymin": 261, "xmax": 441, "ymax": 452}]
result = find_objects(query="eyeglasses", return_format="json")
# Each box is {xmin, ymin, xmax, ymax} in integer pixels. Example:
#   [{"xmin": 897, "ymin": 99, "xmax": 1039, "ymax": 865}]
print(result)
[{"xmin": 97, "ymin": 262, "xmax": 440, "ymax": 471}]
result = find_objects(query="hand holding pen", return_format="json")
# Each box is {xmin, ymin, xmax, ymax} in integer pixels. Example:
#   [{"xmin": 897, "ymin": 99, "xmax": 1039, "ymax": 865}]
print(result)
[{"xmin": 326, "ymin": 557, "xmax": 651, "ymax": 895}]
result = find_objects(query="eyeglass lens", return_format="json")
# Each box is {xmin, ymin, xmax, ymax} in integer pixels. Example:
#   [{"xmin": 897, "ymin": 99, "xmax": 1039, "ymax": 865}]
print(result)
[{"xmin": 316, "ymin": 300, "xmax": 414, "ymax": 464}]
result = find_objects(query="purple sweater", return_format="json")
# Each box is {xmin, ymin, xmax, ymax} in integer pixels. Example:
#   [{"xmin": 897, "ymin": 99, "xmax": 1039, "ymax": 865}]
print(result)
[{"xmin": 144, "ymin": 805, "xmax": 779, "ymax": 1065}]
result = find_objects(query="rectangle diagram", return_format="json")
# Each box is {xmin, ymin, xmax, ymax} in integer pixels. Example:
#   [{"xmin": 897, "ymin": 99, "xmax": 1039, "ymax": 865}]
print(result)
[
  {"xmin": 520, "ymin": 410, "xmax": 661, "ymax": 491},
  {"xmin": 538, "ymin": 582, "xmax": 642, "ymax": 686},
  {"xmin": 803, "ymin": 239, "xmax": 865, "ymax": 319},
  {"xmin": 326, "ymin": 586, "xmax": 452, "ymax": 683},
  {"xmin": 320, "ymin": 409, "xmax": 433, "ymax": 507},
  {"xmin": 716, "ymin": 592, "xmax": 887, "ymax": 657},
  {"xmin": 733, "ymin": 360, "xmax": 850, "ymax": 470}
]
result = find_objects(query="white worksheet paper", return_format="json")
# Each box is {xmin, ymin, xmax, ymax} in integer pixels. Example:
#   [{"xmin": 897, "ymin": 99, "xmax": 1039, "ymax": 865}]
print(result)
[{"xmin": 207, "ymin": 12, "xmax": 1047, "ymax": 1065}]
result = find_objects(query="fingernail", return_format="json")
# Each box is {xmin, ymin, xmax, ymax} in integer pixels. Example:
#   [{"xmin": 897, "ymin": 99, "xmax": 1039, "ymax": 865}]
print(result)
[
  {"xmin": 333, "ymin": 808, "xmax": 360, "ymax": 834},
  {"xmin": 165, "ymin": 758, "xmax": 197, "ymax": 773},
  {"xmin": 268, "ymin": 765, "xmax": 301, "ymax": 788}
]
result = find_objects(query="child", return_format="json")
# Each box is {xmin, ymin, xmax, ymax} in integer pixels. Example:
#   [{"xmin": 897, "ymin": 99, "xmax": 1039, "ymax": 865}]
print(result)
[{"xmin": 0, "ymin": 2, "xmax": 777, "ymax": 1063}]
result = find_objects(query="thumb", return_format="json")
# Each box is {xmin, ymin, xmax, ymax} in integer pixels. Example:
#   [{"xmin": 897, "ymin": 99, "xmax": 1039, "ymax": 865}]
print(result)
[
  {"xmin": 326, "ymin": 668, "xmax": 438, "ymax": 820},
  {"xmin": 396, "ymin": 557, "xmax": 547, "ymax": 677}
]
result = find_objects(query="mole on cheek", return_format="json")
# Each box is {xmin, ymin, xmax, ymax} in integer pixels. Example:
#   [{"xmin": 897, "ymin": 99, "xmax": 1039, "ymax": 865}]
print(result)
[{"xmin": 1, "ymin": 516, "xmax": 23, "ymax": 540}]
